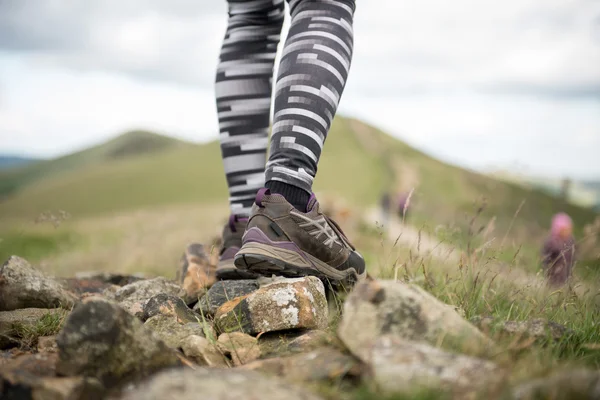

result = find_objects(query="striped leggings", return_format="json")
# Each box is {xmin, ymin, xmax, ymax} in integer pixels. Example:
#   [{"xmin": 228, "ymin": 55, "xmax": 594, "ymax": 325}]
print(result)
[{"xmin": 216, "ymin": 0, "xmax": 355, "ymax": 216}]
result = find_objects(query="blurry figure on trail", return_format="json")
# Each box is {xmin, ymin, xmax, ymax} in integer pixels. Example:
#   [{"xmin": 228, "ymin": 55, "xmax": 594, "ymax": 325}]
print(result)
[
  {"xmin": 182, "ymin": 0, "xmax": 365, "ymax": 290},
  {"xmin": 379, "ymin": 192, "xmax": 391, "ymax": 226},
  {"xmin": 541, "ymin": 213, "xmax": 576, "ymax": 286}
]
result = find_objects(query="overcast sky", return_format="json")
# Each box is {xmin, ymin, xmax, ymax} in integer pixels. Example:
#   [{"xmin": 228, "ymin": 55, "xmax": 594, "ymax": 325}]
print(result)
[{"xmin": 0, "ymin": 0, "xmax": 599, "ymax": 179}]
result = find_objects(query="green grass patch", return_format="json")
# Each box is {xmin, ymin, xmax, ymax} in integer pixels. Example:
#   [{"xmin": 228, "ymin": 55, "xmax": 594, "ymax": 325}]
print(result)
[
  {"xmin": 0, "ymin": 229, "xmax": 81, "ymax": 263},
  {"xmin": 11, "ymin": 311, "xmax": 68, "ymax": 348}
]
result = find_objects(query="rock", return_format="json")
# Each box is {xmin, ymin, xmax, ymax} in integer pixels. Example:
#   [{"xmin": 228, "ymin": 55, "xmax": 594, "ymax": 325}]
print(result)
[
  {"xmin": 514, "ymin": 369, "xmax": 600, "ymax": 399},
  {"xmin": 258, "ymin": 330, "xmax": 332, "ymax": 358},
  {"xmin": 0, "ymin": 256, "xmax": 77, "ymax": 311},
  {"xmin": 178, "ymin": 243, "xmax": 217, "ymax": 303},
  {"xmin": 37, "ymin": 335, "xmax": 58, "ymax": 353},
  {"xmin": 242, "ymin": 347, "xmax": 360, "ymax": 383},
  {"xmin": 0, "ymin": 351, "xmax": 104, "ymax": 399},
  {"xmin": 121, "ymin": 368, "xmax": 324, "ymax": 400},
  {"xmin": 338, "ymin": 280, "xmax": 493, "ymax": 360},
  {"xmin": 217, "ymin": 332, "xmax": 260, "ymax": 366},
  {"xmin": 56, "ymin": 298, "xmax": 181, "ymax": 384},
  {"xmin": 472, "ymin": 316, "xmax": 572, "ymax": 341},
  {"xmin": 74, "ymin": 271, "xmax": 145, "ymax": 286},
  {"xmin": 143, "ymin": 293, "xmax": 198, "ymax": 323},
  {"xmin": 0, "ymin": 308, "xmax": 67, "ymax": 349},
  {"xmin": 194, "ymin": 280, "xmax": 259, "ymax": 317},
  {"xmin": 180, "ymin": 335, "xmax": 228, "ymax": 367},
  {"xmin": 366, "ymin": 336, "xmax": 503, "ymax": 396},
  {"xmin": 144, "ymin": 315, "xmax": 214, "ymax": 349},
  {"xmin": 106, "ymin": 277, "xmax": 186, "ymax": 317},
  {"xmin": 215, "ymin": 277, "xmax": 328, "ymax": 335}
]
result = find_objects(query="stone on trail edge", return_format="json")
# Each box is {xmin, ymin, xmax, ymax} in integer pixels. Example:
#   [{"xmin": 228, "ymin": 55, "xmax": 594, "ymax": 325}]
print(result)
[
  {"xmin": 105, "ymin": 277, "xmax": 186, "ymax": 318},
  {"xmin": 0, "ymin": 308, "xmax": 68, "ymax": 349},
  {"xmin": 142, "ymin": 293, "xmax": 198, "ymax": 323},
  {"xmin": 338, "ymin": 279, "xmax": 494, "ymax": 359},
  {"xmin": 121, "ymin": 368, "xmax": 324, "ymax": 400},
  {"xmin": 180, "ymin": 335, "xmax": 228, "ymax": 367},
  {"xmin": 472, "ymin": 315, "xmax": 573, "ymax": 341},
  {"xmin": 258, "ymin": 329, "xmax": 332, "ymax": 358},
  {"xmin": 178, "ymin": 243, "xmax": 217, "ymax": 303},
  {"xmin": 513, "ymin": 369, "xmax": 600, "ymax": 399},
  {"xmin": 217, "ymin": 332, "xmax": 261, "ymax": 366},
  {"xmin": 0, "ymin": 256, "xmax": 77, "ymax": 311},
  {"xmin": 56, "ymin": 297, "xmax": 181, "ymax": 384},
  {"xmin": 144, "ymin": 315, "xmax": 214, "ymax": 349},
  {"xmin": 194, "ymin": 279, "xmax": 259, "ymax": 317},
  {"xmin": 367, "ymin": 336, "xmax": 503, "ymax": 396},
  {"xmin": 215, "ymin": 276, "xmax": 328, "ymax": 335}
]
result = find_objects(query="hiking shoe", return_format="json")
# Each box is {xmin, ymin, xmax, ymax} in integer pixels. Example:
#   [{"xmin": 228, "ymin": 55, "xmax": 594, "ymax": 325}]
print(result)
[
  {"xmin": 234, "ymin": 188, "xmax": 366, "ymax": 286},
  {"xmin": 216, "ymin": 214, "xmax": 260, "ymax": 280}
]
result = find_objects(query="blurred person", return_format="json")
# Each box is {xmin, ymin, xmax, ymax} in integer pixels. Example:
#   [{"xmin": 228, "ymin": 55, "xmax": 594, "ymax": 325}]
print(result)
[
  {"xmin": 379, "ymin": 192, "xmax": 391, "ymax": 226},
  {"xmin": 541, "ymin": 213, "xmax": 576, "ymax": 286},
  {"xmin": 213, "ymin": 0, "xmax": 365, "ymax": 286}
]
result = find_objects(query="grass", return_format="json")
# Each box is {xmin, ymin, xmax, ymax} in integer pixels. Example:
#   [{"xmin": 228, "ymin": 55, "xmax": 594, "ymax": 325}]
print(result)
[{"xmin": 10, "ymin": 310, "xmax": 68, "ymax": 349}]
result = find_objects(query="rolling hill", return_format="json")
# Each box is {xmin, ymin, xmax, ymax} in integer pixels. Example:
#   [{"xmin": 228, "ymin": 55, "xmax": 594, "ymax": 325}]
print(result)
[
  {"xmin": 0, "ymin": 130, "xmax": 188, "ymax": 200},
  {"xmin": 0, "ymin": 155, "xmax": 41, "ymax": 170},
  {"xmin": 0, "ymin": 117, "xmax": 597, "ymax": 257}
]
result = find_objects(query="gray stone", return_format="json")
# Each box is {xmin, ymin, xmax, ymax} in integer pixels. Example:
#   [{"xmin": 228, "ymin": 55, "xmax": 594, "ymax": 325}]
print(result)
[
  {"xmin": 0, "ymin": 256, "xmax": 77, "ymax": 311},
  {"xmin": 56, "ymin": 298, "xmax": 181, "ymax": 384},
  {"xmin": 258, "ymin": 330, "xmax": 332, "ymax": 358},
  {"xmin": 194, "ymin": 280, "xmax": 259, "ymax": 317},
  {"xmin": 144, "ymin": 315, "xmax": 214, "ymax": 349},
  {"xmin": 106, "ymin": 277, "xmax": 186, "ymax": 317},
  {"xmin": 514, "ymin": 369, "xmax": 600, "ymax": 400},
  {"xmin": 121, "ymin": 368, "xmax": 324, "ymax": 400},
  {"xmin": 472, "ymin": 316, "xmax": 572, "ymax": 341},
  {"xmin": 215, "ymin": 277, "xmax": 328, "ymax": 335},
  {"xmin": 242, "ymin": 347, "xmax": 360, "ymax": 384},
  {"xmin": 37, "ymin": 335, "xmax": 58, "ymax": 353},
  {"xmin": 338, "ymin": 280, "xmax": 493, "ymax": 360},
  {"xmin": 0, "ymin": 308, "xmax": 67, "ymax": 349},
  {"xmin": 367, "ymin": 336, "xmax": 503, "ymax": 396},
  {"xmin": 180, "ymin": 335, "xmax": 228, "ymax": 367},
  {"xmin": 142, "ymin": 293, "xmax": 198, "ymax": 323},
  {"xmin": 217, "ymin": 332, "xmax": 260, "ymax": 366},
  {"xmin": 74, "ymin": 271, "xmax": 145, "ymax": 286}
]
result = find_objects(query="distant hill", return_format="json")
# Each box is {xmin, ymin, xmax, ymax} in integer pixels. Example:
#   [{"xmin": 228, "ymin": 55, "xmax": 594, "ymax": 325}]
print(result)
[
  {"xmin": 0, "ymin": 155, "xmax": 41, "ymax": 170},
  {"xmin": 0, "ymin": 130, "xmax": 189, "ymax": 199},
  {"xmin": 0, "ymin": 117, "xmax": 596, "ymax": 259}
]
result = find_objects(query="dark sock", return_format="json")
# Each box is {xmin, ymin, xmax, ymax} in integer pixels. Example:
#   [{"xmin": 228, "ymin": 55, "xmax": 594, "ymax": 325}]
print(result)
[{"xmin": 266, "ymin": 180, "xmax": 310, "ymax": 212}]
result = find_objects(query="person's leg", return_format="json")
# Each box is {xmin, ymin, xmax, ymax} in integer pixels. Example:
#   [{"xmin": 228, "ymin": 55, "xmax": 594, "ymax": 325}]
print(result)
[
  {"xmin": 216, "ymin": 0, "xmax": 285, "ymax": 217},
  {"xmin": 264, "ymin": 0, "xmax": 355, "ymax": 211},
  {"xmin": 234, "ymin": 0, "xmax": 365, "ymax": 286},
  {"xmin": 215, "ymin": 0, "xmax": 285, "ymax": 279}
]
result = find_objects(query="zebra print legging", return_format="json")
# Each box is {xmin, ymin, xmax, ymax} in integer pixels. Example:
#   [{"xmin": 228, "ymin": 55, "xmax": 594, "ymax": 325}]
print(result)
[{"xmin": 216, "ymin": 0, "xmax": 355, "ymax": 216}]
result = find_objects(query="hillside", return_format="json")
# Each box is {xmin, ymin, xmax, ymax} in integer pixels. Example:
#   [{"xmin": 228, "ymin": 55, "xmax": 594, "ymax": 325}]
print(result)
[
  {"xmin": 0, "ymin": 130, "xmax": 188, "ymax": 199},
  {"xmin": 0, "ymin": 155, "xmax": 41, "ymax": 170},
  {"xmin": 0, "ymin": 117, "xmax": 597, "ymax": 266}
]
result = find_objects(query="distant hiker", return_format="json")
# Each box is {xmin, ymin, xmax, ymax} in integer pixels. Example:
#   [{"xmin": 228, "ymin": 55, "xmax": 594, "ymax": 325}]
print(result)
[
  {"xmin": 210, "ymin": 0, "xmax": 364, "ymax": 287},
  {"xmin": 380, "ymin": 192, "xmax": 391, "ymax": 226},
  {"xmin": 541, "ymin": 213, "xmax": 576, "ymax": 286}
]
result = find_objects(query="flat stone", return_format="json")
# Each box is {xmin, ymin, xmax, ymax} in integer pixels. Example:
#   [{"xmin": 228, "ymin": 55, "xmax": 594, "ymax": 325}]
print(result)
[
  {"xmin": 217, "ymin": 332, "xmax": 260, "ymax": 366},
  {"xmin": 0, "ymin": 308, "xmax": 67, "ymax": 349},
  {"xmin": 194, "ymin": 280, "xmax": 259, "ymax": 317},
  {"xmin": 121, "ymin": 368, "xmax": 324, "ymax": 400},
  {"xmin": 144, "ymin": 315, "xmax": 214, "ymax": 349},
  {"xmin": 338, "ymin": 279, "xmax": 493, "ymax": 360},
  {"xmin": 56, "ymin": 298, "xmax": 181, "ymax": 384},
  {"xmin": 74, "ymin": 271, "xmax": 145, "ymax": 286},
  {"xmin": 367, "ymin": 336, "xmax": 503, "ymax": 396},
  {"xmin": 258, "ymin": 330, "xmax": 332, "ymax": 358},
  {"xmin": 142, "ymin": 293, "xmax": 198, "ymax": 323},
  {"xmin": 0, "ymin": 256, "xmax": 77, "ymax": 311},
  {"xmin": 472, "ymin": 316, "xmax": 572, "ymax": 341},
  {"xmin": 178, "ymin": 243, "xmax": 217, "ymax": 303},
  {"xmin": 180, "ymin": 335, "xmax": 227, "ymax": 367},
  {"xmin": 215, "ymin": 277, "xmax": 328, "ymax": 335},
  {"xmin": 242, "ymin": 347, "xmax": 360, "ymax": 384},
  {"xmin": 106, "ymin": 277, "xmax": 186, "ymax": 318},
  {"xmin": 514, "ymin": 369, "xmax": 600, "ymax": 399}
]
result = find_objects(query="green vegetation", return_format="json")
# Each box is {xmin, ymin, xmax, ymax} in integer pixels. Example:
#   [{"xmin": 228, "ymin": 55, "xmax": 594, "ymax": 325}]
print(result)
[{"xmin": 11, "ymin": 310, "xmax": 67, "ymax": 348}]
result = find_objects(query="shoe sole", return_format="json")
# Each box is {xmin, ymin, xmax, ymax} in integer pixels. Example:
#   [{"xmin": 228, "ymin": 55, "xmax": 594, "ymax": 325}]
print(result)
[
  {"xmin": 216, "ymin": 260, "xmax": 260, "ymax": 280},
  {"xmin": 234, "ymin": 241, "xmax": 365, "ymax": 287}
]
